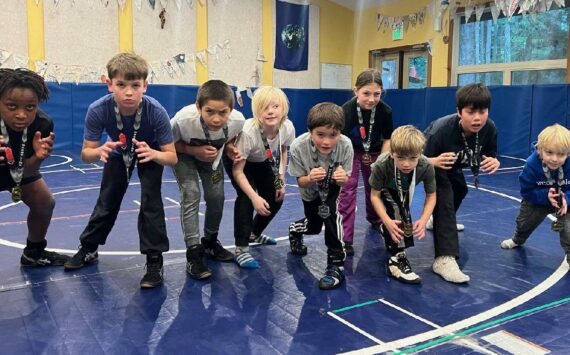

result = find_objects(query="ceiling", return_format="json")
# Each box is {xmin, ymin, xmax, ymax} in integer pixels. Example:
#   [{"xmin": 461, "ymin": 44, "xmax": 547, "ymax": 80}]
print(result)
[{"xmin": 327, "ymin": 0, "xmax": 411, "ymax": 11}]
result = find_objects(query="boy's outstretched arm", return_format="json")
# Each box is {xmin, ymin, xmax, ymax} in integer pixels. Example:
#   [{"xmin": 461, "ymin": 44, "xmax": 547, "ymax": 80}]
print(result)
[
  {"xmin": 133, "ymin": 139, "xmax": 177, "ymax": 166},
  {"xmin": 24, "ymin": 131, "xmax": 55, "ymax": 173},
  {"xmin": 81, "ymin": 139, "xmax": 122, "ymax": 163}
]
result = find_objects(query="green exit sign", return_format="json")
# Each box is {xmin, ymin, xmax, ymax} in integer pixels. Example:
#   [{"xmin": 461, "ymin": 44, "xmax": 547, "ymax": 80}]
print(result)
[{"xmin": 392, "ymin": 27, "xmax": 403, "ymax": 41}]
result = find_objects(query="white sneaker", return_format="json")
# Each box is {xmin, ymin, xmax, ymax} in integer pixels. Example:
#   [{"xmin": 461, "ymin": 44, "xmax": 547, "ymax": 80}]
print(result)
[
  {"xmin": 500, "ymin": 239, "xmax": 520, "ymax": 249},
  {"xmin": 426, "ymin": 216, "xmax": 464, "ymax": 231},
  {"xmin": 388, "ymin": 252, "xmax": 421, "ymax": 284},
  {"xmin": 432, "ymin": 256, "xmax": 470, "ymax": 283}
]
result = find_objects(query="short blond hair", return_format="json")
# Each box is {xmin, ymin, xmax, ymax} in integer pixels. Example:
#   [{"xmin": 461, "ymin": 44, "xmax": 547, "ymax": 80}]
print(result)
[
  {"xmin": 106, "ymin": 53, "xmax": 149, "ymax": 81},
  {"xmin": 390, "ymin": 125, "xmax": 425, "ymax": 156},
  {"xmin": 251, "ymin": 86, "xmax": 290, "ymax": 127},
  {"xmin": 537, "ymin": 123, "xmax": 570, "ymax": 154}
]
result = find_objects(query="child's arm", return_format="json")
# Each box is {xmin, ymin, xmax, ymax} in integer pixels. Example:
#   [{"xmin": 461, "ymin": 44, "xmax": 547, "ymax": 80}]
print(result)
[
  {"xmin": 133, "ymin": 139, "xmax": 177, "ymax": 166},
  {"xmin": 333, "ymin": 164, "xmax": 349, "ymax": 186},
  {"xmin": 428, "ymin": 152, "xmax": 457, "ymax": 170},
  {"xmin": 370, "ymin": 188, "xmax": 403, "ymax": 244},
  {"xmin": 413, "ymin": 191, "xmax": 436, "ymax": 239},
  {"xmin": 548, "ymin": 188, "xmax": 567, "ymax": 215},
  {"xmin": 232, "ymin": 160, "xmax": 271, "ymax": 216},
  {"xmin": 224, "ymin": 137, "xmax": 243, "ymax": 164},
  {"xmin": 174, "ymin": 140, "xmax": 218, "ymax": 162},
  {"xmin": 81, "ymin": 139, "xmax": 122, "ymax": 163},
  {"xmin": 480, "ymin": 155, "xmax": 500, "ymax": 174},
  {"xmin": 24, "ymin": 131, "xmax": 55, "ymax": 172}
]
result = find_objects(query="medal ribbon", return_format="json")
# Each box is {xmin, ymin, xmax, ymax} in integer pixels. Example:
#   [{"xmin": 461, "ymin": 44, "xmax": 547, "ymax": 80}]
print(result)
[
  {"xmin": 259, "ymin": 128, "xmax": 282, "ymax": 179},
  {"xmin": 356, "ymin": 102, "xmax": 376, "ymax": 154},
  {"xmin": 394, "ymin": 160, "xmax": 417, "ymax": 224},
  {"xmin": 114, "ymin": 102, "xmax": 143, "ymax": 174},
  {"xmin": 543, "ymin": 164, "xmax": 565, "ymax": 217},
  {"xmin": 1, "ymin": 120, "xmax": 27, "ymax": 189},
  {"xmin": 460, "ymin": 125, "xmax": 481, "ymax": 187},
  {"xmin": 310, "ymin": 140, "xmax": 337, "ymax": 204},
  {"xmin": 199, "ymin": 117, "xmax": 228, "ymax": 171}
]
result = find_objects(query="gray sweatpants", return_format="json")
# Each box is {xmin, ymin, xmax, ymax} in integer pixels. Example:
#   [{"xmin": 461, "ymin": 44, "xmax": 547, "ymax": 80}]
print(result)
[{"xmin": 512, "ymin": 200, "xmax": 570, "ymax": 257}]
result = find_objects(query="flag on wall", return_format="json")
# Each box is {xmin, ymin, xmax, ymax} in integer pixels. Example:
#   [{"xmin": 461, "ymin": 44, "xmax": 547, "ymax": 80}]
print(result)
[{"xmin": 274, "ymin": 1, "xmax": 309, "ymax": 71}]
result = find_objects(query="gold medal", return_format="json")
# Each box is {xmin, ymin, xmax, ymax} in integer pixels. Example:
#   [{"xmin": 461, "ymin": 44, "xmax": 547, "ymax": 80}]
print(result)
[
  {"xmin": 274, "ymin": 177, "xmax": 284, "ymax": 190},
  {"xmin": 211, "ymin": 170, "xmax": 223, "ymax": 184},
  {"xmin": 403, "ymin": 222, "xmax": 413, "ymax": 238},
  {"xmin": 362, "ymin": 152, "xmax": 372, "ymax": 165},
  {"xmin": 11, "ymin": 186, "xmax": 22, "ymax": 203},
  {"xmin": 552, "ymin": 219, "xmax": 564, "ymax": 232}
]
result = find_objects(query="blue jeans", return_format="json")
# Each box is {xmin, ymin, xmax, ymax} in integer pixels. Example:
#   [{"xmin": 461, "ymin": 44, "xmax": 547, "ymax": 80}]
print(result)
[{"xmin": 172, "ymin": 153, "xmax": 225, "ymax": 247}]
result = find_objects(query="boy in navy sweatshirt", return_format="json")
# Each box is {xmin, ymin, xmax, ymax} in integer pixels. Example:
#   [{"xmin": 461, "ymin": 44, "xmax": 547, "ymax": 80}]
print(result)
[{"xmin": 501, "ymin": 123, "xmax": 570, "ymax": 266}]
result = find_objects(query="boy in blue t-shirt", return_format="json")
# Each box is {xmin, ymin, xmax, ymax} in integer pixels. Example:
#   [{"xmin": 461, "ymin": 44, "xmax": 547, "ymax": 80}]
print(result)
[
  {"xmin": 501, "ymin": 123, "xmax": 570, "ymax": 266},
  {"xmin": 64, "ymin": 53, "xmax": 177, "ymax": 288}
]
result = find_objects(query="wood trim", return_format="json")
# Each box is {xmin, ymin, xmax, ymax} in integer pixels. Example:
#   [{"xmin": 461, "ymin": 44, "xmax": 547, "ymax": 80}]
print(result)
[{"xmin": 447, "ymin": 18, "xmax": 454, "ymax": 86}]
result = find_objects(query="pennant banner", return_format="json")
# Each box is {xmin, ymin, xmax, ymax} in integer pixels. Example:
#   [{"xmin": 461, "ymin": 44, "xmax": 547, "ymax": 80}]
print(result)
[{"xmin": 274, "ymin": 1, "xmax": 309, "ymax": 71}]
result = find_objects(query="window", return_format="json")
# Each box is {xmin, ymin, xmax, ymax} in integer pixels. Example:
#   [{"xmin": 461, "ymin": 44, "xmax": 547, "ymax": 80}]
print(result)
[
  {"xmin": 370, "ymin": 43, "xmax": 431, "ymax": 89},
  {"xmin": 452, "ymin": 6, "xmax": 569, "ymax": 85}
]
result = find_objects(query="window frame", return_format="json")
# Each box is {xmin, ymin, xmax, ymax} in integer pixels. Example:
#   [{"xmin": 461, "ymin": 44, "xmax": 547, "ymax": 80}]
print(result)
[
  {"xmin": 369, "ymin": 43, "xmax": 432, "ymax": 89},
  {"xmin": 450, "ymin": 7, "xmax": 570, "ymax": 86}
]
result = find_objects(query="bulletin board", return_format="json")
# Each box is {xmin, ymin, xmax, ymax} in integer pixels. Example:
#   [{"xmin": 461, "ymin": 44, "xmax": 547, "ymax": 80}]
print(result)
[{"xmin": 320, "ymin": 63, "xmax": 352, "ymax": 89}]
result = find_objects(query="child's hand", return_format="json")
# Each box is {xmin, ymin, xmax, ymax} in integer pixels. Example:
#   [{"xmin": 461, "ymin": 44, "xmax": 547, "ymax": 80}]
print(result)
[
  {"xmin": 196, "ymin": 145, "xmax": 219, "ymax": 162},
  {"xmin": 383, "ymin": 218, "xmax": 404, "ymax": 244},
  {"xmin": 275, "ymin": 182, "xmax": 285, "ymax": 202},
  {"xmin": 308, "ymin": 166, "xmax": 326, "ymax": 183},
  {"xmin": 431, "ymin": 152, "xmax": 457, "ymax": 170},
  {"xmin": 480, "ymin": 155, "xmax": 500, "ymax": 174},
  {"xmin": 0, "ymin": 135, "xmax": 4, "ymax": 162},
  {"xmin": 413, "ymin": 218, "xmax": 427, "ymax": 240},
  {"xmin": 225, "ymin": 143, "xmax": 243, "ymax": 163},
  {"xmin": 99, "ymin": 140, "xmax": 122, "ymax": 163},
  {"xmin": 33, "ymin": 131, "xmax": 55, "ymax": 160},
  {"xmin": 252, "ymin": 195, "xmax": 271, "ymax": 216},
  {"xmin": 550, "ymin": 188, "xmax": 568, "ymax": 215},
  {"xmin": 133, "ymin": 139, "xmax": 156, "ymax": 163},
  {"xmin": 333, "ymin": 165, "xmax": 348, "ymax": 184}
]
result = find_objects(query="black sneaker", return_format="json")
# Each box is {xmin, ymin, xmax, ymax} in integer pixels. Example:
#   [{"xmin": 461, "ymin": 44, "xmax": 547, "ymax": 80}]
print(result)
[
  {"xmin": 388, "ymin": 252, "xmax": 421, "ymax": 284},
  {"xmin": 289, "ymin": 232, "xmax": 307, "ymax": 255},
  {"xmin": 20, "ymin": 249, "xmax": 70, "ymax": 267},
  {"xmin": 319, "ymin": 265, "xmax": 345, "ymax": 290},
  {"xmin": 201, "ymin": 238, "xmax": 234, "ymax": 262},
  {"xmin": 186, "ymin": 245, "xmax": 212, "ymax": 280},
  {"xmin": 140, "ymin": 254, "xmax": 164, "ymax": 288},
  {"xmin": 344, "ymin": 242, "xmax": 354, "ymax": 256},
  {"xmin": 64, "ymin": 247, "xmax": 98, "ymax": 270}
]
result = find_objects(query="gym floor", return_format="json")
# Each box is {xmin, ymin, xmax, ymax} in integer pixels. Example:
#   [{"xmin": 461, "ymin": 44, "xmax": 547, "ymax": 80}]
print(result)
[{"xmin": 0, "ymin": 154, "xmax": 568, "ymax": 354}]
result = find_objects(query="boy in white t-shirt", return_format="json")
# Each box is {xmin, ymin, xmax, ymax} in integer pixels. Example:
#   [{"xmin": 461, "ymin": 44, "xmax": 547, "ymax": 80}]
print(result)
[
  {"xmin": 224, "ymin": 86, "xmax": 295, "ymax": 268},
  {"xmin": 171, "ymin": 80, "xmax": 244, "ymax": 280}
]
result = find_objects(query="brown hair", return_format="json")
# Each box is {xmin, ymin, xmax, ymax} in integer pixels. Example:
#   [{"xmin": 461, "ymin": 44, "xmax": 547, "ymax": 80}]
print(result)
[
  {"xmin": 307, "ymin": 102, "xmax": 344, "ymax": 131},
  {"xmin": 106, "ymin": 53, "xmax": 149, "ymax": 81}
]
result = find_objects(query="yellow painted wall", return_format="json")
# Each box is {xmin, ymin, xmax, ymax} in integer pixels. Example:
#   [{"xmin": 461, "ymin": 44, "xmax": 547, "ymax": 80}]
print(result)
[
  {"xmin": 312, "ymin": 0, "xmax": 354, "ymax": 65},
  {"xmin": 352, "ymin": 0, "xmax": 450, "ymax": 87}
]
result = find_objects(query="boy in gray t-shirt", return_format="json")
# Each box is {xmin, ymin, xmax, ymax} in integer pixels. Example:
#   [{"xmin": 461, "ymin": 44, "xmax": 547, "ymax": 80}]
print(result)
[
  {"xmin": 370, "ymin": 125, "xmax": 436, "ymax": 284},
  {"xmin": 288, "ymin": 103, "xmax": 354, "ymax": 290}
]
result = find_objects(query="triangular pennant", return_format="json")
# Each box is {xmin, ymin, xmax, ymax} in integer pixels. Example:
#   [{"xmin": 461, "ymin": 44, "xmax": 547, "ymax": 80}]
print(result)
[
  {"xmin": 148, "ymin": 0, "xmax": 155, "ymax": 10},
  {"xmin": 376, "ymin": 14, "xmax": 384, "ymax": 31},
  {"xmin": 490, "ymin": 3, "xmax": 500, "ymax": 23},
  {"xmin": 464, "ymin": 5, "xmax": 474, "ymax": 23},
  {"xmin": 0, "ymin": 49, "xmax": 12, "ymax": 67},
  {"xmin": 196, "ymin": 51, "xmax": 207, "ymax": 68},
  {"xmin": 187, "ymin": 54, "xmax": 196, "ymax": 73},
  {"xmin": 174, "ymin": 0, "xmax": 182, "ymax": 10},
  {"xmin": 507, "ymin": 0, "xmax": 520, "ymax": 19},
  {"xmin": 134, "ymin": 0, "xmax": 142, "ymax": 10},
  {"xmin": 246, "ymin": 87, "xmax": 253, "ymax": 99},
  {"xmin": 35, "ymin": 0, "xmax": 40, "ymax": 5},
  {"xmin": 34, "ymin": 60, "xmax": 50, "ymax": 77},
  {"xmin": 150, "ymin": 61, "xmax": 162, "ymax": 79},
  {"xmin": 101, "ymin": 0, "xmax": 110, "ymax": 7},
  {"xmin": 66, "ymin": 65, "xmax": 84, "ymax": 84},
  {"xmin": 54, "ymin": 0, "xmax": 61, "ymax": 7},
  {"xmin": 173, "ymin": 54, "xmax": 186, "ymax": 74},
  {"xmin": 47, "ymin": 63, "xmax": 65, "ymax": 84},
  {"xmin": 207, "ymin": 45, "xmax": 220, "ymax": 63},
  {"xmin": 418, "ymin": 10, "xmax": 425, "ymax": 24},
  {"xmin": 87, "ymin": 0, "xmax": 95, "ymax": 8},
  {"xmin": 235, "ymin": 87, "xmax": 245, "ymax": 107},
  {"xmin": 117, "ymin": 0, "xmax": 127, "ymax": 9},
  {"xmin": 186, "ymin": 0, "xmax": 193, "ymax": 8},
  {"xmin": 13, "ymin": 55, "xmax": 29, "ymax": 69},
  {"xmin": 160, "ymin": 0, "xmax": 168, "ymax": 9},
  {"xmin": 162, "ymin": 60, "xmax": 176, "ymax": 78},
  {"xmin": 197, "ymin": 0, "xmax": 205, "ymax": 6},
  {"xmin": 475, "ymin": 4, "xmax": 485, "ymax": 22},
  {"xmin": 553, "ymin": 0, "xmax": 565, "ymax": 7}
]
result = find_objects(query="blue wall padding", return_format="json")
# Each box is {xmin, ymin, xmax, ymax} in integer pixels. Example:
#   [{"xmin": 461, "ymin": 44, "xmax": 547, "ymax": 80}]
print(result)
[{"xmin": 38, "ymin": 82, "xmax": 570, "ymax": 158}]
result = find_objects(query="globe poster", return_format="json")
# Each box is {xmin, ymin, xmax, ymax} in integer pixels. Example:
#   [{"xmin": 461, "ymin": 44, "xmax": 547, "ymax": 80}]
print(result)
[{"xmin": 274, "ymin": 1, "xmax": 309, "ymax": 71}]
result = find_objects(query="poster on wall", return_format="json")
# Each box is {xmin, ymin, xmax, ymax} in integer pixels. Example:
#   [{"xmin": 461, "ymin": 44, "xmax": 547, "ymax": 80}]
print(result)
[{"xmin": 274, "ymin": 1, "xmax": 309, "ymax": 71}]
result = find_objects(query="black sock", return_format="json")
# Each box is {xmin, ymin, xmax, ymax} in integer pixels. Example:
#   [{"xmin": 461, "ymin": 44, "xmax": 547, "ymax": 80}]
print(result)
[{"xmin": 24, "ymin": 239, "xmax": 47, "ymax": 252}]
